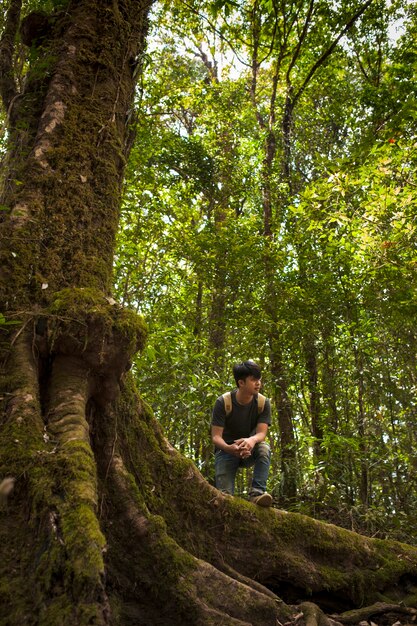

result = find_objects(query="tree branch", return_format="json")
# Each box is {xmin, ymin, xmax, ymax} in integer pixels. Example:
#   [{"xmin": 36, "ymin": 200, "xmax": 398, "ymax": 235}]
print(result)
[
  {"xmin": 179, "ymin": 0, "xmax": 251, "ymax": 68},
  {"xmin": 0, "ymin": 0, "xmax": 22, "ymax": 112},
  {"xmin": 292, "ymin": 0, "xmax": 375, "ymax": 109},
  {"xmin": 286, "ymin": 0, "xmax": 315, "ymax": 83},
  {"xmin": 258, "ymin": 0, "xmax": 280, "ymax": 66},
  {"xmin": 250, "ymin": 0, "xmax": 267, "ymax": 130}
]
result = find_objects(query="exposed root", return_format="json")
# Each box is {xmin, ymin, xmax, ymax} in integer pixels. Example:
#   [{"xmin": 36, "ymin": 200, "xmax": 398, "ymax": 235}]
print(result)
[
  {"xmin": 3, "ymin": 338, "xmax": 417, "ymax": 624},
  {"xmin": 128, "ymin": 413, "xmax": 417, "ymax": 610},
  {"xmin": 217, "ymin": 561, "xmax": 282, "ymax": 601},
  {"xmin": 332, "ymin": 602, "xmax": 417, "ymax": 624},
  {"xmin": 47, "ymin": 354, "xmax": 90, "ymax": 445},
  {"xmin": 3, "ymin": 326, "xmax": 43, "ymax": 432},
  {"xmin": 301, "ymin": 602, "xmax": 343, "ymax": 626},
  {"xmin": 106, "ymin": 452, "xmax": 293, "ymax": 626}
]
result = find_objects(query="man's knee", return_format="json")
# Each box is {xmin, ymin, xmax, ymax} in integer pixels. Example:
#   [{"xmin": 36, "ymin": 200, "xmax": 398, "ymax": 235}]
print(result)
[{"xmin": 256, "ymin": 442, "xmax": 271, "ymax": 459}]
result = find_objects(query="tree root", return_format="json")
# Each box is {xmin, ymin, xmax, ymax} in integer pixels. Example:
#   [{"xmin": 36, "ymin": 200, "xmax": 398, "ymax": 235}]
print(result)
[
  {"xmin": 4, "ymin": 357, "xmax": 417, "ymax": 625},
  {"xmin": 332, "ymin": 602, "xmax": 417, "ymax": 624},
  {"xmin": 106, "ymin": 453, "xmax": 295, "ymax": 626},
  {"xmin": 300, "ymin": 602, "xmax": 343, "ymax": 626},
  {"xmin": 105, "ymin": 378, "xmax": 417, "ymax": 619},
  {"xmin": 217, "ymin": 561, "xmax": 282, "ymax": 601}
]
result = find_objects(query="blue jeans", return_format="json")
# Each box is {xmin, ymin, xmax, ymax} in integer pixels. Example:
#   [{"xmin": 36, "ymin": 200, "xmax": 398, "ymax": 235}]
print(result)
[{"xmin": 214, "ymin": 442, "xmax": 271, "ymax": 496}]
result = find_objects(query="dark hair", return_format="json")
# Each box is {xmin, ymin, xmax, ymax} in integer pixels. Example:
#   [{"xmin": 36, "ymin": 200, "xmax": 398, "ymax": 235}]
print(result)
[{"xmin": 233, "ymin": 360, "xmax": 262, "ymax": 386}]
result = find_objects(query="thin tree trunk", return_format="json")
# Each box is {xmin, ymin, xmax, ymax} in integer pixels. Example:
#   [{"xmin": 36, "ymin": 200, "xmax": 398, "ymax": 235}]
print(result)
[
  {"xmin": 354, "ymin": 346, "xmax": 369, "ymax": 506},
  {"xmin": 270, "ymin": 338, "xmax": 298, "ymax": 502},
  {"xmin": 305, "ymin": 334, "xmax": 323, "ymax": 459}
]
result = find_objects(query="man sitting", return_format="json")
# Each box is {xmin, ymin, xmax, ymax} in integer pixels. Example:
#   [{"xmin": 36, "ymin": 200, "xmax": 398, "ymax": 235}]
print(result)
[{"xmin": 211, "ymin": 360, "xmax": 272, "ymax": 507}]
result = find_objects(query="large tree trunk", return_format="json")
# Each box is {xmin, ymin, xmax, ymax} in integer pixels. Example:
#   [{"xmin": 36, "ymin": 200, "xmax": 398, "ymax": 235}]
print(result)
[{"xmin": 1, "ymin": 2, "xmax": 417, "ymax": 625}]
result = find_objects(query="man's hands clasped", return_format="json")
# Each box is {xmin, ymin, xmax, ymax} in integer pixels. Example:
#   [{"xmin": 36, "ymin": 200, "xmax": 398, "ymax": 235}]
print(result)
[{"xmin": 228, "ymin": 437, "xmax": 255, "ymax": 459}]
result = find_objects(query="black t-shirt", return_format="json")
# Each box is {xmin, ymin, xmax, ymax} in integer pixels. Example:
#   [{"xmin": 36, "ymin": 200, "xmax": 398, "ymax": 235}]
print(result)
[{"xmin": 211, "ymin": 389, "xmax": 271, "ymax": 446}]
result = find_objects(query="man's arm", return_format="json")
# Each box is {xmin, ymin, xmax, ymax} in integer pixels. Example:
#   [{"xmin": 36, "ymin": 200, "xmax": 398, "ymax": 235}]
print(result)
[
  {"xmin": 211, "ymin": 425, "xmax": 241, "ymax": 458},
  {"xmin": 235, "ymin": 423, "xmax": 268, "ymax": 456}
]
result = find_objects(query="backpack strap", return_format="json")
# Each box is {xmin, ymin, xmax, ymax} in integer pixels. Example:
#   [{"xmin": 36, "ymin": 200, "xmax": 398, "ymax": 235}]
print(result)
[
  {"xmin": 257, "ymin": 393, "xmax": 266, "ymax": 415},
  {"xmin": 223, "ymin": 391, "xmax": 266, "ymax": 415},
  {"xmin": 223, "ymin": 391, "xmax": 232, "ymax": 416}
]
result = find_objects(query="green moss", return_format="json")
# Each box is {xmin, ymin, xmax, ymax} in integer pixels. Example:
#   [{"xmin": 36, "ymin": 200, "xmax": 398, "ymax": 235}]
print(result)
[
  {"xmin": 29, "ymin": 443, "xmax": 107, "ymax": 619},
  {"xmin": 48, "ymin": 287, "xmax": 107, "ymax": 315},
  {"xmin": 61, "ymin": 504, "xmax": 105, "ymax": 587},
  {"xmin": 0, "ymin": 367, "xmax": 106, "ymax": 617},
  {"xmin": 48, "ymin": 287, "xmax": 147, "ymax": 358},
  {"xmin": 114, "ymin": 308, "xmax": 147, "ymax": 353},
  {"xmin": 38, "ymin": 599, "xmax": 76, "ymax": 626},
  {"xmin": 404, "ymin": 593, "xmax": 417, "ymax": 606},
  {"xmin": 317, "ymin": 564, "xmax": 349, "ymax": 590},
  {"xmin": 114, "ymin": 379, "xmax": 166, "ymax": 509}
]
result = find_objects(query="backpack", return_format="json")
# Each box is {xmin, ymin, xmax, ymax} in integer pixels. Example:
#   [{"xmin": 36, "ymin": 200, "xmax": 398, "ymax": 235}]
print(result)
[{"xmin": 222, "ymin": 391, "xmax": 266, "ymax": 416}]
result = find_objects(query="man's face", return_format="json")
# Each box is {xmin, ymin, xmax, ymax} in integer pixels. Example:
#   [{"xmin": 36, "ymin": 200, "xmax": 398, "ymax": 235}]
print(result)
[{"xmin": 239, "ymin": 375, "xmax": 261, "ymax": 395}]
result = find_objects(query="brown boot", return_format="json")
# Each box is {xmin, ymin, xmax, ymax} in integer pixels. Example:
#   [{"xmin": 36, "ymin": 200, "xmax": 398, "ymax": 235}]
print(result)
[{"xmin": 249, "ymin": 492, "xmax": 272, "ymax": 507}]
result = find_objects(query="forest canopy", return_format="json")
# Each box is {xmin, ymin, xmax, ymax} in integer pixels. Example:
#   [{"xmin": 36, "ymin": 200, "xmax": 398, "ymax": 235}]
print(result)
[{"xmin": 114, "ymin": 0, "xmax": 417, "ymax": 538}]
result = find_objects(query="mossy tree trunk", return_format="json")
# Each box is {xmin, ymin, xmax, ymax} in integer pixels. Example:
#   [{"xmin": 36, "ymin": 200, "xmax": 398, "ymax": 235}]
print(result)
[{"xmin": 1, "ymin": 2, "xmax": 417, "ymax": 625}]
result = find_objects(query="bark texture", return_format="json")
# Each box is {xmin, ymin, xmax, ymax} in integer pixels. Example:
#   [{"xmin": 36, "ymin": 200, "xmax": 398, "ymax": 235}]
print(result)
[{"xmin": 1, "ymin": 2, "xmax": 417, "ymax": 626}]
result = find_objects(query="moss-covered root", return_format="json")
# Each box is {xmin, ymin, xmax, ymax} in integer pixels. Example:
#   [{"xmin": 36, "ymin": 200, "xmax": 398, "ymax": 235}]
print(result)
[
  {"xmin": 111, "ymin": 378, "xmax": 417, "ymax": 610},
  {"xmin": 1, "ymin": 325, "xmax": 44, "ymax": 438},
  {"xmin": 0, "ymin": 326, "xmax": 44, "ymax": 513},
  {"xmin": 126, "ymin": 426, "xmax": 417, "ymax": 609},
  {"xmin": 47, "ymin": 354, "xmax": 91, "ymax": 445},
  {"xmin": 42, "ymin": 353, "xmax": 109, "ymax": 624},
  {"xmin": 107, "ymin": 455, "xmax": 294, "ymax": 626},
  {"xmin": 189, "ymin": 559, "xmax": 293, "ymax": 626},
  {"xmin": 0, "ymin": 329, "xmax": 46, "ymax": 624}
]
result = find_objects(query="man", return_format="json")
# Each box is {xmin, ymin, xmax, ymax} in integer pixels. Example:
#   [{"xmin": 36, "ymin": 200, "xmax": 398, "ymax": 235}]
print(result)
[{"xmin": 211, "ymin": 360, "xmax": 273, "ymax": 507}]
